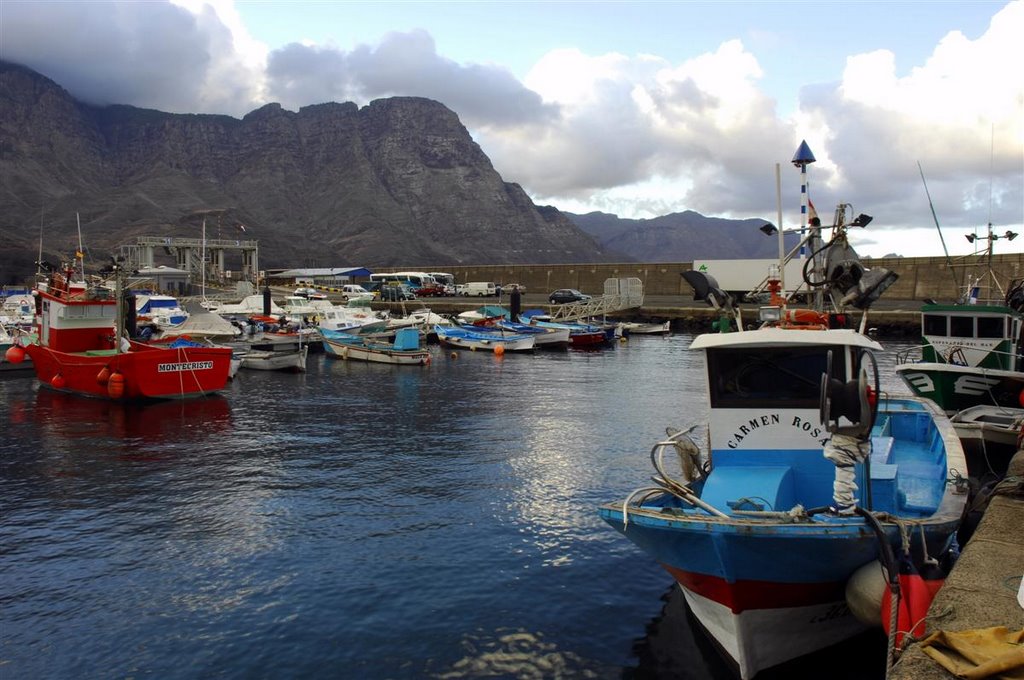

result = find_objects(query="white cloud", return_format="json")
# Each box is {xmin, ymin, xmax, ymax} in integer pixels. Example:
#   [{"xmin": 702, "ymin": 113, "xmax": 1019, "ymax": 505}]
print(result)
[{"xmin": 0, "ymin": 0, "xmax": 1019, "ymax": 258}]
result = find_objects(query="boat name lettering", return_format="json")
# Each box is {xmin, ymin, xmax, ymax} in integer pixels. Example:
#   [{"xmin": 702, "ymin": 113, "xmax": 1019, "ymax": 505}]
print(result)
[
  {"xmin": 726, "ymin": 414, "xmax": 781, "ymax": 448},
  {"xmin": 157, "ymin": 361, "xmax": 215, "ymax": 373},
  {"xmin": 727, "ymin": 414, "xmax": 829, "ymax": 448}
]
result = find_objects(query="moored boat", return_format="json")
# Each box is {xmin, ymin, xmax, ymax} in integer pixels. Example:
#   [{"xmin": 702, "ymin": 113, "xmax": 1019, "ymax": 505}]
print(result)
[
  {"xmin": 621, "ymin": 319, "xmax": 671, "ymax": 335},
  {"xmin": 434, "ymin": 324, "xmax": 535, "ymax": 352},
  {"xmin": 323, "ymin": 328, "xmax": 432, "ymax": 365},
  {"xmin": 7, "ymin": 262, "xmax": 232, "ymax": 399},
  {"xmin": 894, "ymin": 298, "xmax": 1024, "ymax": 415},
  {"xmin": 239, "ymin": 345, "xmax": 309, "ymax": 372},
  {"xmin": 949, "ymin": 404, "xmax": 1023, "ymax": 478},
  {"xmin": 598, "ymin": 144, "xmax": 963, "ymax": 678}
]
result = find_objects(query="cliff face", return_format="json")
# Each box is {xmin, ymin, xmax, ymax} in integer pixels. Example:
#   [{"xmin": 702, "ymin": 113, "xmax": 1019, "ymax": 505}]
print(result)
[{"xmin": 0, "ymin": 61, "xmax": 612, "ymax": 282}]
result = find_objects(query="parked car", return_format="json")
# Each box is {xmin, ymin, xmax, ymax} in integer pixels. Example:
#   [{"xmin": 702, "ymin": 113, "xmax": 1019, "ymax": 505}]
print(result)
[
  {"xmin": 338, "ymin": 284, "xmax": 374, "ymax": 303},
  {"xmin": 379, "ymin": 283, "xmax": 416, "ymax": 301},
  {"xmin": 294, "ymin": 287, "xmax": 328, "ymax": 300},
  {"xmin": 502, "ymin": 283, "xmax": 526, "ymax": 293},
  {"xmin": 549, "ymin": 288, "xmax": 591, "ymax": 304},
  {"xmin": 413, "ymin": 282, "xmax": 447, "ymax": 297}
]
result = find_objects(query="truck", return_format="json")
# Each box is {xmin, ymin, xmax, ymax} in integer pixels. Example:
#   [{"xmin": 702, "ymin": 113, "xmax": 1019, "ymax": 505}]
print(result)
[{"xmin": 691, "ymin": 259, "xmax": 807, "ymax": 299}]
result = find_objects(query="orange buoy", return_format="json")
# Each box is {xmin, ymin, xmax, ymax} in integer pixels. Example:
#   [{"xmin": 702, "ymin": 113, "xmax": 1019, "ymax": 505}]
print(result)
[
  {"xmin": 107, "ymin": 372, "xmax": 125, "ymax": 399},
  {"xmin": 5, "ymin": 345, "xmax": 26, "ymax": 364},
  {"xmin": 449, "ymin": 352, "xmax": 457, "ymax": 359},
  {"xmin": 50, "ymin": 373, "xmax": 66, "ymax": 389},
  {"xmin": 494, "ymin": 344, "xmax": 505, "ymax": 356},
  {"xmin": 1018, "ymin": 389, "xmax": 1024, "ymax": 408},
  {"xmin": 96, "ymin": 366, "xmax": 111, "ymax": 385}
]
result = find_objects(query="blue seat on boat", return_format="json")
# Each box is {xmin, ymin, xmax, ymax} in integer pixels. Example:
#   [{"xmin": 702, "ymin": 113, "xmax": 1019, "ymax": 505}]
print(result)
[
  {"xmin": 866, "ymin": 463, "xmax": 899, "ymax": 514},
  {"xmin": 870, "ymin": 435, "xmax": 895, "ymax": 464},
  {"xmin": 700, "ymin": 465, "xmax": 796, "ymax": 514},
  {"xmin": 393, "ymin": 328, "xmax": 420, "ymax": 351}
]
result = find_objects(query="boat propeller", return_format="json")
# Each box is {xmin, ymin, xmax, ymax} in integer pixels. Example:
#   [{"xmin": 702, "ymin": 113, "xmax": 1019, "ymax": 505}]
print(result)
[{"xmin": 819, "ymin": 349, "xmax": 880, "ymax": 440}]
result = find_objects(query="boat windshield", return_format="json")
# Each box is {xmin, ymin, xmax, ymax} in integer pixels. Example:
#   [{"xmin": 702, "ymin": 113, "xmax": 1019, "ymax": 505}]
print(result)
[{"xmin": 706, "ymin": 346, "xmax": 847, "ymax": 409}]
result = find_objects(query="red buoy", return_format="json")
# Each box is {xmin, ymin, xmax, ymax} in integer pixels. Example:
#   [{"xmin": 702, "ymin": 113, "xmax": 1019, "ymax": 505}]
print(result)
[
  {"xmin": 107, "ymin": 372, "xmax": 125, "ymax": 399},
  {"xmin": 5, "ymin": 345, "xmax": 26, "ymax": 364},
  {"xmin": 50, "ymin": 373, "xmax": 66, "ymax": 389},
  {"xmin": 96, "ymin": 366, "xmax": 111, "ymax": 385},
  {"xmin": 881, "ymin": 554, "xmax": 941, "ymax": 649}
]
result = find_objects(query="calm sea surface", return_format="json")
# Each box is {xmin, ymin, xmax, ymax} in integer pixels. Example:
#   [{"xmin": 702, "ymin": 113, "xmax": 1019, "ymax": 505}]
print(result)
[{"xmin": 1, "ymin": 333, "xmax": 916, "ymax": 679}]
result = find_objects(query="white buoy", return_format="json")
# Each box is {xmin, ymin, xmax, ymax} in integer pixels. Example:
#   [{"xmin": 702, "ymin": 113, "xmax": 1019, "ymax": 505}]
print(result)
[{"xmin": 845, "ymin": 560, "xmax": 887, "ymax": 627}]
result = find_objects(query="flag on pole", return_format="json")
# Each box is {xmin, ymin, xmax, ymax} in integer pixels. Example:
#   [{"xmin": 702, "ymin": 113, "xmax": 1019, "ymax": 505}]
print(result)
[
  {"xmin": 75, "ymin": 250, "xmax": 84, "ymax": 259},
  {"xmin": 808, "ymin": 199, "xmax": 819, "ymax": 225}
]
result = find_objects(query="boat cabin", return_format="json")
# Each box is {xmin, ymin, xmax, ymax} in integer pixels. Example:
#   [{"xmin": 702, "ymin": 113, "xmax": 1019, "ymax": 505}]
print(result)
[
  {"xmin": 35, "ymin": 270, "xmax": 117, "ymax": 353},
  {"xmin": 919, "ymin": 303, "xmax": 1022, "ymax": 370}
]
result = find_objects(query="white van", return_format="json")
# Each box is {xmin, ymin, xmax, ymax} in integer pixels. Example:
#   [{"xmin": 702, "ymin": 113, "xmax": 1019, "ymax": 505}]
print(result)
[{"xmin": 459, "ymin": 281, "xmax": 497, "ymax": 297}]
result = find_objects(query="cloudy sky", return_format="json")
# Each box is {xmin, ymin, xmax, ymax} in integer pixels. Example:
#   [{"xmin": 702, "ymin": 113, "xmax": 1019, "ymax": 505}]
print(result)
[{"xmin": 2, "ymin": 0, "xmax": 1022, "ymax": 258}]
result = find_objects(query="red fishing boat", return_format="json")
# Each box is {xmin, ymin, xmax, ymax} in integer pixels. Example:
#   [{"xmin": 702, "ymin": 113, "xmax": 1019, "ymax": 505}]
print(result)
[{"xmin": 5, "ymin": 262, "xmax": 232, "ymax": 400}]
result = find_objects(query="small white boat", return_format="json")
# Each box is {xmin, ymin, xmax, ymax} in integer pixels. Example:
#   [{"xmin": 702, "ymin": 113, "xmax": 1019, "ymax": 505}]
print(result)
[
  {"xmin": 435, "ymin": 324, "xmax": 535, "ymax": 352},
  {"xmin": 323, "ymin": 328, "xmax": 431, "ymax": 366},
  {"xmin": 318, "ymin": 305, "xmax": 388, "ymax": 334},
  {"xmin": 621, "ymin": 319, "xmax": 671, "ymax": 335},
  {"xmin": 239, "ymin": 345, "xmax": 308, "ymax": 372},
  {"xmin": 950, "ymin": 404, "xmax": 1023, "ymax": 478}
]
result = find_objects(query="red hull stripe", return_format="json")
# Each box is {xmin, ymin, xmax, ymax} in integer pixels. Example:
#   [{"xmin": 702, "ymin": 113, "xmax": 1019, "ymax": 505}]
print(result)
[{"xmin": 664, "ymin": 565, "xmax": 847, "ymax": 613}]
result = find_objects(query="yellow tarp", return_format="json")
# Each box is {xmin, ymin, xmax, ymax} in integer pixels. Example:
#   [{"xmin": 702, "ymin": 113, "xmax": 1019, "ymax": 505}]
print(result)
[{"xmin": 920, "ymin": 627, "xmax": 1024, "ymax": 679}]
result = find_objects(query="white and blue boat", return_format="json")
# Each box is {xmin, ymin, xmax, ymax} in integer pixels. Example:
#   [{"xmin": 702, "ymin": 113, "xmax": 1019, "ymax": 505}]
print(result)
[
  {"xmin": 322, "ymin": 328, "xmax": 432, "ymax": 366},
  {"xmin": 135, "ymin": 293, "xmax": 188, "ymax": 329},
  {"xmin": 598, "ymin": 149, "xmax": 967, "ymax": 679},
  {"xmin": 434, "ymin": 324, "xmax": 535, "ymax": 352}
]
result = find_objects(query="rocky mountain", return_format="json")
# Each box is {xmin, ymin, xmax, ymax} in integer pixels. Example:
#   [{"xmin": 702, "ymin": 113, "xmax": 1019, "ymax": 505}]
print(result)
[
  {"xmin": 566, "ymin": 210, "xmax": 800, "ymax": 261},
  {"xmin": 0, "ymin": 61, "xmax": 616, "ymax": 284}
]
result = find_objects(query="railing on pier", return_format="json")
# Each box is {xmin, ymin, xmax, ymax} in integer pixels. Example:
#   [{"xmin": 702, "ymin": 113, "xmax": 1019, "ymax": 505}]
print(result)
[{"xmin": 549, "ymin": 278, "xmax": 644, "ymax": 321}]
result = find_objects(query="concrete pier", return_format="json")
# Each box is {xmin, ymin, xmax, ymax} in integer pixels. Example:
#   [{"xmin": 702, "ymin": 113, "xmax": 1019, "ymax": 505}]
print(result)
[{"xmin": 888, "ymin": 451, "xmax": 1024, "ymax": 679}]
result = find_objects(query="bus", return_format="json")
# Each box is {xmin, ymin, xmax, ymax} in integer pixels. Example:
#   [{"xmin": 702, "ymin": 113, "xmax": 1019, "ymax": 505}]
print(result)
[{"xmin": 368, "ymin": 271, "xmax": 445, "ymax": 297}]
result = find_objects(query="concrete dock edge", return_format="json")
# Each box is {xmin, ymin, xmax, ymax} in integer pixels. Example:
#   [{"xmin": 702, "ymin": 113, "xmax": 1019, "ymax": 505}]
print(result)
[{"xmin": 888, "ymin": 451, "xmax": 1024, "ymax": 679}]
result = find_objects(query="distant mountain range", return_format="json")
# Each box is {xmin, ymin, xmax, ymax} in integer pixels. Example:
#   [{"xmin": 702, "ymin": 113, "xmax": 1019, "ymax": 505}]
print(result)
[
  {"xmin": 566, "ymin": 210, "xmax": 799, "ymax": 261},
  {"xmin": 1, "ymin": 60, "xmax": 797, "ymax": 284}
]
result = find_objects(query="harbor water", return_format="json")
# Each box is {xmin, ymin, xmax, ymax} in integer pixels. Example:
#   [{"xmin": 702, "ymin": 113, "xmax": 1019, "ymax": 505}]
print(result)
[{"xmin": 1, "ymin": 333, "xmax": 916, "ymax": 679}]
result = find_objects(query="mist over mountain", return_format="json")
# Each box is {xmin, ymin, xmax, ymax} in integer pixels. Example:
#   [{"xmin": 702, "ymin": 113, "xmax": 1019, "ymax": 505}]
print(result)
[
  {"xmin": 0, "ymin": 61, "xmax": 616, "ymax": 282},
  {"xmin": 1, "ymin": 60, "xmax": 797, "ymax": 285}
]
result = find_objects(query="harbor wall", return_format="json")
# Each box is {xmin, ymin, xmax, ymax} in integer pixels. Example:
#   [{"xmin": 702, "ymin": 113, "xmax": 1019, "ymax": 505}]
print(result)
[{"xmin": 388, "ymin": 254, "xmax": 1024, "ymax": 301}]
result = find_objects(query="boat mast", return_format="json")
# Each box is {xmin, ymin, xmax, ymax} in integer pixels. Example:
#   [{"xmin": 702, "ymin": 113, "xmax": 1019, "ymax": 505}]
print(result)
[
  {"xmin": 114, "ymin": 260, "xmax": 125, "ymax": 355},
  {"xmin": 201, "ymin": 216, "xmax": 207, "ymax": 301},
  {"xmin": 76, "ymin": 212, "xmax": 86, "ymax": 282}
]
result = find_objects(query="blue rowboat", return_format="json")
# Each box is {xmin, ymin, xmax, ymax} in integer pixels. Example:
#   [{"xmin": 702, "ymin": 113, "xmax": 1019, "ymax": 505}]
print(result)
[{"xmin": 434, "ymin": 324, "xmax": 535, "ymax": 352}]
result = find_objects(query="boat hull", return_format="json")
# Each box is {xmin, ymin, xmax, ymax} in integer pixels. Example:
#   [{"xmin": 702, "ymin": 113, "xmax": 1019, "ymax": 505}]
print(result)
[
  {"xmin": 322, "ymin": 337, "xmax": 431, "ymax": 365},
  {"xmin": 435, "ymin": 326, "xmax": 535, "ymax": 352},
  {"xmin": 22, "ymin": 342, "xmax": 232, "ymax": 399},
  {"xmin": 599, "ymin": 394, "xmax": 966, "ymax": 679},
  {"xmin": 896, "ymin": 361, "xmax": 1024, "ymax": 414},
  {"xmin": 239, "ymin": 346, "xmax": 308, "ymax": 372}
]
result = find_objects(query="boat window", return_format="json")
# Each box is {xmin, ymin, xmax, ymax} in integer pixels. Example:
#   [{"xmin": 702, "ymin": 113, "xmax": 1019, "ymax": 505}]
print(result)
[
  {"xmin": 706, "ymin": 346, "xmax": 845, "ymax": 409},
  {"xmin": 923, "ymin": 314, "xmax": 947, "ymax": 336},
  {"xmin": 950, "ymin": 316, "xmax": 974, "ymax": 338},
  {"xmin": 976, "ymin": 316, "xmax": 1005, "ymax": 339}
]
